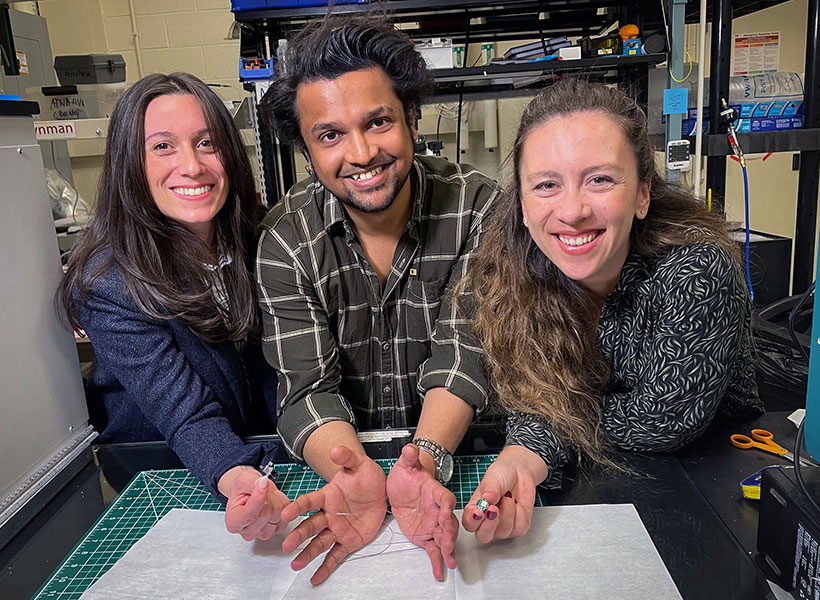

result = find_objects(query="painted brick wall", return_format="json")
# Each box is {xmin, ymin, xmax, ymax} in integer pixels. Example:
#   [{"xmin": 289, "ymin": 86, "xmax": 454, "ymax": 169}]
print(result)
[{"xmin": 39, "ymin": 0, "xmax": 244, "ymax": 102}]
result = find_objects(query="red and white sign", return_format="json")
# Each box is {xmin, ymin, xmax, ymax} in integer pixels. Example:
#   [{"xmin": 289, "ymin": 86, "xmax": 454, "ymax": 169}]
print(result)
[
  {"xmin": 733, "ymin": 32, "xmax": 779, "ymax": 76},
  {"xmin": 16, "ymin": 50, "xmax": 28, "ymax": 75}
]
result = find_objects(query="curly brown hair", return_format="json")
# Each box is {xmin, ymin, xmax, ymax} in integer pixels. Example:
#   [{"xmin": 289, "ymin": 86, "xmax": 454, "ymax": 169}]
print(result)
[{"xmin": 456, "ymin": 78, "xmax": 739, "ymax": 467}]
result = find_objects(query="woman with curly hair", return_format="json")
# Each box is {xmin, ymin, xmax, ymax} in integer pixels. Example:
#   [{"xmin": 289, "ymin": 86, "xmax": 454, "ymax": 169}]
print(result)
[{"xmin": 460, "ymin": 78, "xmax": 763, "ymax": 542}]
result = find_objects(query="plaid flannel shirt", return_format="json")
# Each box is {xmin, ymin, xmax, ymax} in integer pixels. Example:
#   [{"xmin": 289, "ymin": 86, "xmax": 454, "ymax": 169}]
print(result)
[{"xmin": 256, "ymin": 155, "xmax": 499, "ymax": 460}]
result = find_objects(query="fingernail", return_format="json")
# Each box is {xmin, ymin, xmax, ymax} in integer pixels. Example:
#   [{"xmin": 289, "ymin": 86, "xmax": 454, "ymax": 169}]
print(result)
[
  {"xmin": 257, "ymin": 476, "xmax": 269, "ymax": 491},
  {"xmin": 472, "ymin": 513, "xmax": 483, "ymax": 521},
  {"xmin": 487, "ymin": 510, "xmax": 497, "ymax": 521},
  {"xmin": 504, "ymin": 491, "xmax": 513, "ymax": 498}
]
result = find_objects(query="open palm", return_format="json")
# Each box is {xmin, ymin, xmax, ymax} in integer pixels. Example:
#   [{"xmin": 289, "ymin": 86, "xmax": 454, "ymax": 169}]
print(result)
[
  {"xmin": 281, "ymin": 447, "xmax": 387, "ymax": 585},
  {"xmin": 386, "ymin": 444, "xmax": 458, "ymax": 580}
]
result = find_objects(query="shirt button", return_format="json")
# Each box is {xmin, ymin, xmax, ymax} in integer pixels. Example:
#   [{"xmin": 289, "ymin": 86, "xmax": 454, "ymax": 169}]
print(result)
[
  {"xmin": 382, "ymin": 342, "xmax": 390, "ymax": 351},
  {"xmin": 383, "ymin": 385, "xmax": 391, "ymax": 394}
]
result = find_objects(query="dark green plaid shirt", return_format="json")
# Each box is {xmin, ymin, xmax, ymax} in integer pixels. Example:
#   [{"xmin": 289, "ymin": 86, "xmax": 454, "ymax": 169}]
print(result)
[{"xmin": 256, "ymin": 156, "xmax": 500, "ymax": 460}]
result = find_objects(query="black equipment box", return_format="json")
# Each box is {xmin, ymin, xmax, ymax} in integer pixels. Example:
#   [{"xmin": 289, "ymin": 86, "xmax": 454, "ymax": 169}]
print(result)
[
  {"xmin": 732, "ymin": 229, "xmax": 792, "ymax": 308},
  {"xmin": 757, "ymin": 465, "xmax": 820, "ymax": 597},
  {"xmin": 54, "ymin": 54, "xmax": 126, "ymax": 85}
]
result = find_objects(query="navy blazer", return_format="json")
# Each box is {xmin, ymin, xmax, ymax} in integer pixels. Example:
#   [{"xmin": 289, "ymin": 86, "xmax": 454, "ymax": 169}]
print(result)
[{"xmin": 77, "ymin": 252, "xmax": 278, "ymax": 498}]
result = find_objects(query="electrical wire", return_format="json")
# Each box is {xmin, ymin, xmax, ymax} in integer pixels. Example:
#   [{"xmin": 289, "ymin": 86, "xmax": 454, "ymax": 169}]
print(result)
[
  {"xmin": 742, "ymin": 165, "xmax": 754, "ymax": 302},
  {"xmin": 793, "ymin": 418, "xmax": 820, "ymax": 516},
  {"xmin": 668, "ymin": 47, "xmax": 694, "ymax": 83}
]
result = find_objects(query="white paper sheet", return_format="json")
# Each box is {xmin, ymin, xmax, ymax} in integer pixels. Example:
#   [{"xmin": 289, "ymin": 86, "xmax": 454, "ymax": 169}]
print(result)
[{"xmin": 80, "ymin": 504, "xmax": 681, "ymax": 600}]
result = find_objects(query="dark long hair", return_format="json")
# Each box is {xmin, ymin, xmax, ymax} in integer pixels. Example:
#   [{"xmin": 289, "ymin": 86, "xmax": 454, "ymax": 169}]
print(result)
[
  {"xmin": 456, "ymin": 78, "xmax": 739, "ymax": 467},
  {"xmin": 260, "ymin": 13, "xmax": 433, "ymax": 151},
  {"xmin": 58, "ymin": 72, "xmax": 260, "ymax": 342}
]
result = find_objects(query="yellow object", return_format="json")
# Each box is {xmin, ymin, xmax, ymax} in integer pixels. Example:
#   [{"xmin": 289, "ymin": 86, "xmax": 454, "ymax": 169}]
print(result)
[
  {"xmin": 731, "ymin": 428, "xmax": 789, "ymax": 456},
  {"xmin": 668, "ymin": 47, "xmax": 693, "ymax": 83},
  {"xmin": 730, "ymin": 429, "xmax": 815, "ymax": 467},
  {"xmin": 619, "ymin": 24, "xmax": 639, "ymax": 41},
  {"xmin": 741, "ymin": 482, "xmax": 761, "ymax": 500}
]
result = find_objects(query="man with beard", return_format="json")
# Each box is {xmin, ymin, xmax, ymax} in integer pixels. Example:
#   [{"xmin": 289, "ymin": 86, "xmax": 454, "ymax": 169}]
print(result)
[{"xmin": 256, "ymin": 14, "xmax": 499, "ymax": 585}]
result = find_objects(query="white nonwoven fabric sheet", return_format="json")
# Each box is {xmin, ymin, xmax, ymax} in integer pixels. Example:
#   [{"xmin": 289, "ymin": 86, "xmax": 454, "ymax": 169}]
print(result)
[{"xmin": 80, "ymin": 504, "xmax": 682, "ymax": 600}]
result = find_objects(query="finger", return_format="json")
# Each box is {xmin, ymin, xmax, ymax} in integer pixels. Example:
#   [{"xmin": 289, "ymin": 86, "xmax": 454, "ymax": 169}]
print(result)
[
  {"xmin": 510, "ymin": 485, "xmax": 536, "ymax": 538},
  {"xmin": 510, "ymin": 503, "xmax": 534, "ymax": 539},
  {"xmin": 282, "ymin": 510, "xmax": 329, "ymax": 553},
  {"xmin": 463, "ymin": 472, "xmax": 506, "ymax": 533},
  {"xmin": 423, "ymin": 540, "xmax": 445, "ymax": 581},
  {"xmin": 264, "ymin": 489, "xmax": 289, "ymax": 527},
  {"xmin": 239, "ymin": 505, "xmax": 275, "ymax": 542},
  {"xmin": 435, "ymin": 512, "xmax": 459, "ymax": 560},
  {"xmin": 475, "ymin": 504, "xmax": 501, "ymax": 544},
  {"xmin": 329, "ymin": 445, "xmax": 363, "ymax": 471},
  {"xmin": 432, "ymin": 524, "xmax": 458, "ymax": 571},
  {"xmin": 395, "ymin": 443, "xmax": 423, "ymax": 470},
  {"xmin": 281, "ymin": 488, "xmax": 325, "ymax": 523},
  {"xmin": 433, "ymin": 483, "xmax": 457, "ymax": 513},
  {"xmin": 310, "ymin": 543, "xmax": 350, "ymax": 586},
  {"xmin": 256, "ymin": 520, "xmax": 281, "ymax": 541},
  {"xmin": 225, "ymin": 477, "xmax": 270, "ymax": 534},
  {"xmin": 493, "ymin": 496, "xmax": 516, "ymax": 539},
  {"xmin": 291, "ymin": 528, "xmax": 336, "ymax": 572},
  {"xmin": 267, "ymin": 487, "xmax": 291, "ymax": 512}
]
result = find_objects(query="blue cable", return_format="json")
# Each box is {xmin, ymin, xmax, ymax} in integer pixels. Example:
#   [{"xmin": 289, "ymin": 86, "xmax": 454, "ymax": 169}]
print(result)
[{"xmin": 742, "ymin": 165, "xmax": 754, "ymax": 302}]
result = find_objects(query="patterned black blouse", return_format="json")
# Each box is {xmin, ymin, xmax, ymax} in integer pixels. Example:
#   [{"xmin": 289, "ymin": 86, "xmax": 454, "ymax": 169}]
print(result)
[{"xmin": 506, "ymin": 242, "xmax": 764, "ymax": 486}]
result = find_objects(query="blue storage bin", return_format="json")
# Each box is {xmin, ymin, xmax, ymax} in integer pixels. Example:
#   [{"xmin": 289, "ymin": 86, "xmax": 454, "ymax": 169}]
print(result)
[{"xmin": 231, "ymin": 0, "xmax": 367, "ymax": 11}]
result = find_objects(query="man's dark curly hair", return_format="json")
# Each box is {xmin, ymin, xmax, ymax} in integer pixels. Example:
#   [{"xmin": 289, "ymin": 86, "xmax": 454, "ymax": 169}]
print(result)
[{"xmin": 260, "ymin": 13, "xmax": 434, "ymax": 152}]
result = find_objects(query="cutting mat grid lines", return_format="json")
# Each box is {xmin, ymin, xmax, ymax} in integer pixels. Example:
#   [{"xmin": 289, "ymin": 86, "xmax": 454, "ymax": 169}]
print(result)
[{"xmin": 34, "ymin": 455, "xmax": 541, "ymax": 600}]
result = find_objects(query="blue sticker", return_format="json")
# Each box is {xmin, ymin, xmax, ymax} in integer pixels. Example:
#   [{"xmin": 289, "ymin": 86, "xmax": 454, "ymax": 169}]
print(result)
[{"xmin": 663, "ymin": 88, "xmax": 688, "ymax": 115}]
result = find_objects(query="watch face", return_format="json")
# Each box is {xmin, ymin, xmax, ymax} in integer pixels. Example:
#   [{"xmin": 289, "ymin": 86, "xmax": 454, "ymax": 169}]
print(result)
[{"xmin": 440, "ymin": 453, "xmax": 454, "ymax": 484}]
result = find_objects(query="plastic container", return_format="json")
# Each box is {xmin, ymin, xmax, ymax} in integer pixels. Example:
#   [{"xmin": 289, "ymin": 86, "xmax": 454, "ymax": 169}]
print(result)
[
  {"xmin": 416, "ymin": 39, "xmax": 454, "ymax": 69},
  {"xmin": 54, "ymin": 54, "xmax": 126, "ymax": 85},
  {"xmin": 26, "ymin": 82, "xmax": 127, "ymax": 120}
]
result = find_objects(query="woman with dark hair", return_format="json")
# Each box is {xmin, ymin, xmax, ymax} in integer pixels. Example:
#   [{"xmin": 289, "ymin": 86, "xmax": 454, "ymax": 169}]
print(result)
[
  {"xmin": 459, "ymin": 78, "xmax": 763, "ymax": 542},
  {"xmin": 58, "ymin": 72, "xmax": 286, "ymax": 541}
]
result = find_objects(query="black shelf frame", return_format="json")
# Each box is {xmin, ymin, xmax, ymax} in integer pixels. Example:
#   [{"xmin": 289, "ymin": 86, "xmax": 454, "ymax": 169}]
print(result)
[{"xmin": 701, "ymin": 0, "xmax": 820, "ymax": 293}]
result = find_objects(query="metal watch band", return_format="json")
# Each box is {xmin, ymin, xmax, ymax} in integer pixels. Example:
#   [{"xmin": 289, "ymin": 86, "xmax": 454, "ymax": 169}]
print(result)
[{"xmin": 413, "ymin": 437, "xmax": 451, "ymax": 482}]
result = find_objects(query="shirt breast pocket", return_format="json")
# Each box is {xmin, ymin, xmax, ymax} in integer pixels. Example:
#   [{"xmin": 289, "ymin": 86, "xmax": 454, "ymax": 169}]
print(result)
[{"xmin": 405, "ymin": 275, "xmax": 449, "ymax": 342}]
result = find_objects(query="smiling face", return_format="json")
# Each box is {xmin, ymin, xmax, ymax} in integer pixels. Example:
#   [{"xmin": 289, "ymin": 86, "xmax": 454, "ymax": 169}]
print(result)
[
  {"xmin": 143, "ymin": 93, "xmax": 228, "ymax": 243},
  {"xmin": 295, "ymin": 66, "xmax": 416, "ymax": 216},
  {"xmin": 519, "ymin": 110, "xmax": 650, "ymax": 297}
]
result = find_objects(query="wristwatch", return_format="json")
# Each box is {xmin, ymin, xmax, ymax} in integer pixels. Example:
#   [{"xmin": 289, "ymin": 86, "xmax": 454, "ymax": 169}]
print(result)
[{"xmin": 413, "ymin": 438, "xmax": 454, "ymax": 484}]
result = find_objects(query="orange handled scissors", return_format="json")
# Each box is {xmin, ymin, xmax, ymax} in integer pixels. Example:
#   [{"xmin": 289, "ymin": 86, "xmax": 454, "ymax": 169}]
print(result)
[{"xmin": 730, "ymin": 429, "xmax": 815, "ymax": 467}]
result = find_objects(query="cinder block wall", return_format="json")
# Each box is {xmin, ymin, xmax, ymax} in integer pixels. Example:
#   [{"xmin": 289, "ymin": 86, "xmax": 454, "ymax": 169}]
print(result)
[{"xmin": 41, "ymin": 0, "xmax": 244, "ymax": 100}]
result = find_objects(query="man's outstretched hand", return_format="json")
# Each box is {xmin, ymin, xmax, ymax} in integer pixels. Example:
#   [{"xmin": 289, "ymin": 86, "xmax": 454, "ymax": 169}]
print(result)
[
  {"xmin": 386, "ymin": 443, "xmax": 458, "ymax": 581},
  {"xmin": 280, "ymin": 446, "xmax": 388, "ymax": 585}
]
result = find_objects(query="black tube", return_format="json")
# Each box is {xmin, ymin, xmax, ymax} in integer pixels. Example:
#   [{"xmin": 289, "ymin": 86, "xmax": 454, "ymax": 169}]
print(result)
[
  {"xmin": 793, "ymin": 0, "xmax": 820, "ymax": 294},
  {"xmin": 705, "ymin": 0, "xmax": 732, "ymax": 214}
]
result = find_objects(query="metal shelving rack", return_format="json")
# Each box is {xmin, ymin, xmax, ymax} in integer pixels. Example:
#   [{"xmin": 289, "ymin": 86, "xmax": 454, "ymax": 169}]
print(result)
[
  {"xmin": 232, "ymin": 0, "xmax": 668, "ymax": 201},
  {"xmin": 692, "ymin": 0, "xmax": 820, "ymax": 293}
]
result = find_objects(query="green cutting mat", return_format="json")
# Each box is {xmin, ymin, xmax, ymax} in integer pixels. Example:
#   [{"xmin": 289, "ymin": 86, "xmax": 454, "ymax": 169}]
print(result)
[{"xmin": 34, "ymin": 455, "xmax": 541, "ymax": 600}]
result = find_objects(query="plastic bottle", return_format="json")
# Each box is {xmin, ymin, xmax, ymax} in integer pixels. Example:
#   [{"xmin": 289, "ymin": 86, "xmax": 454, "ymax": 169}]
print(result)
[{"xmin": 686, "ymin": 72, "xmax": 804, "ymax": 107}]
